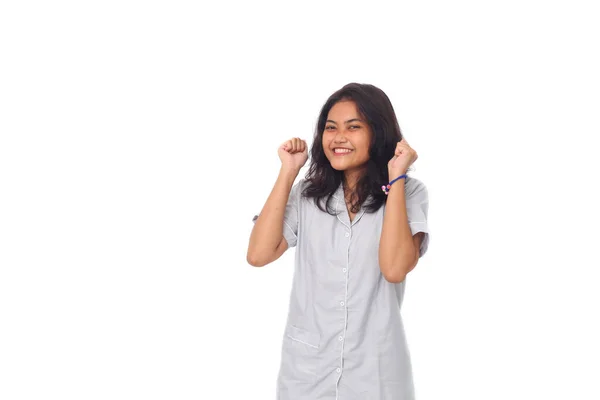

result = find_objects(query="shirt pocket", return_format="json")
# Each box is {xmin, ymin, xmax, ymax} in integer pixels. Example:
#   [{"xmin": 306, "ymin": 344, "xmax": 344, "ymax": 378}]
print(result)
[{"xmin": 280, "ymin": 324, "xmax": 321, "ymax": 382}]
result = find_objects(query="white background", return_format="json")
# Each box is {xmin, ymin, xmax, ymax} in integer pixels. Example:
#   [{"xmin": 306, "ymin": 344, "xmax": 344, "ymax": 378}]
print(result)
[{"xmin": 1, "ymin": 1, "xmax": 599, "ymax": 399}]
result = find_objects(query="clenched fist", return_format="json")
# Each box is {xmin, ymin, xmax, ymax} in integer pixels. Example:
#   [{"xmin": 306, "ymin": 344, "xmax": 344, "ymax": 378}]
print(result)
[
  {"xmin": 279, "ymin": 137, "xmax": 308, "ymax": 173},
  {"xmin": 388, "ymin": 138, "xmax": 417, "ymax": 178}
]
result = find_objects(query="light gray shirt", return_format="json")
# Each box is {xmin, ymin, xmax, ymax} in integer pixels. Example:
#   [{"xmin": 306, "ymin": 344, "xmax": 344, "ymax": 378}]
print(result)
[{"xmin": 252, "ymin": 175, "xmax": 430, "ymax": 400}]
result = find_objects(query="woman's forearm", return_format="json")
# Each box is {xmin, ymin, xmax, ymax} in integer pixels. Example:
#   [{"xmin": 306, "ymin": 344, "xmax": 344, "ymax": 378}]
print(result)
[
  {"xmin": 378, "ymin": 180, "xmax": 417, "ymax": 283},
  {"xmin": 247, "ymin": 167, "xmax": 298, "ymax": 264}
]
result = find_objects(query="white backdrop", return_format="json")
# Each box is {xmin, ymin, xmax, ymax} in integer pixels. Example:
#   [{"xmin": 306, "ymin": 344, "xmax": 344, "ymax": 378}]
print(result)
[{"xmin": 1, "ymin": 1, "xmax": 599, "ymax": 399}]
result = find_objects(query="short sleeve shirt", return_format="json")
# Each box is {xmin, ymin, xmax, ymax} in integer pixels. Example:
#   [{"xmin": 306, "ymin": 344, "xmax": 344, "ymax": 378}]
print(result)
[{"xmin": 253, "ymin": 176, "xmax": 430, "ymax": 400}]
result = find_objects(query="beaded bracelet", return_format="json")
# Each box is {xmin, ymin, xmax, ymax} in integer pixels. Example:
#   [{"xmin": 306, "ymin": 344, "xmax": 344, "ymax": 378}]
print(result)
[{"xmin": 381, "ymin": 174, "xmax": 407, "ymax": 195}]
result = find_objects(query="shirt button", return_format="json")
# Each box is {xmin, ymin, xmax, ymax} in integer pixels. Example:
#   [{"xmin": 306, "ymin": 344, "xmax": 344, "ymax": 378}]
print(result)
[
  {"xmin": 336, "ymin": 368, "xmax": 341, "ymax": 373},
  {"xmin": 345, "ymin": 232, "xmax": 350, "ymax": 237},
  {"xmin": 342, "ymin": 268, "xmax": 347, "ymax": 272},
  {"xmin": 340, "ymin": 301, "xmax": 344, "ymax": 306},
  {"xmin": 339, "ymin": 336, "xmax": 344, "ymax": 341}
]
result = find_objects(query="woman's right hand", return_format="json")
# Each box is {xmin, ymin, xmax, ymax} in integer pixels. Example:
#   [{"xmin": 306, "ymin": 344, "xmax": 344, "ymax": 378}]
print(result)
[{"xmin": 278, "ymin": 137, "xmax": 308, "ymax": 173}]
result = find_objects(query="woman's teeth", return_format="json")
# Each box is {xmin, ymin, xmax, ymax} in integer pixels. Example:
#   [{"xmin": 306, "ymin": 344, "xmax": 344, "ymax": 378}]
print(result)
[{"xmin": 334, "ymin": 149, "xmax": 352, "ymax": 154}]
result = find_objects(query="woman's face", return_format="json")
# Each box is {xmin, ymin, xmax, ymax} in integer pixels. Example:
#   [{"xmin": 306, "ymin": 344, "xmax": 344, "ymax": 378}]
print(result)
[{"xmin": 322, "ymin": 100, "xmax": 373, "ymax": 176}]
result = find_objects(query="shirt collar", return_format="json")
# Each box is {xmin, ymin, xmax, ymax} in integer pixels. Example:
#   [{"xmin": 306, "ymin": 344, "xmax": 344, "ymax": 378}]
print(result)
[
  {"xmin": 331, "ymin": 182, "xmax": 374, "ymax": 201},
  {"xmin": 330, "ymin": 182, "xmax": 374, "ymax": 213},
  {"xmin": 331, "ymin": 182, "xmax": 344, "ymax": 200}
]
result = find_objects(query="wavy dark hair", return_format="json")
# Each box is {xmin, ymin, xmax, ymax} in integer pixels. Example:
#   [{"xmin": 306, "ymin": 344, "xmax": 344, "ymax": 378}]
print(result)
[{"xmin": 302, "ymin": 82, "xmax": 411, "ymax": 215}]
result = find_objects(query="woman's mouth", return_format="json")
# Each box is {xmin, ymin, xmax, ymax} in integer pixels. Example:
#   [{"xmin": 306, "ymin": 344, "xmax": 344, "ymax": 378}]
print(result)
[{"xmin": 333, "ymin": 148, "xmax": 353, "ymax": 156}]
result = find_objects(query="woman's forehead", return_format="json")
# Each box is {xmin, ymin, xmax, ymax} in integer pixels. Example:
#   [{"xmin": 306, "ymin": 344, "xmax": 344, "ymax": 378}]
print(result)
[{"xmin": 327, "ymin": 100, "xmax": 362, "ymax": 121}]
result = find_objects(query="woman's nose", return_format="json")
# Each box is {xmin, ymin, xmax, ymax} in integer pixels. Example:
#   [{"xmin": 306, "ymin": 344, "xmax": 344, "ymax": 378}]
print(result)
[{"xmin": 334, "ymin": 132, "xmax": 347, "ymax": 142}]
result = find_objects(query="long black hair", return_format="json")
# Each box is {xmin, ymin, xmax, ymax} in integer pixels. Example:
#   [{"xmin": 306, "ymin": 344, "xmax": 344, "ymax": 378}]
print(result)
[{"xmin": 302, "ymin": 82, "xmax": 410, "ymax": 215}]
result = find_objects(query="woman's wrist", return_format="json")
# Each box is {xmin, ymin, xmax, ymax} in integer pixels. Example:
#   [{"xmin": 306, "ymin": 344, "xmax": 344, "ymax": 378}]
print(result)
[
  {"xmin": 388, "ymin": 170, "xmax": 408, "ymax": 179},
  {"xmin": 382, "ymin": 173, "xmax": 407, "ymax": 195},
  {"xmin": 279, "ymin": 166, "xmax": 300, "ymax": 180}
]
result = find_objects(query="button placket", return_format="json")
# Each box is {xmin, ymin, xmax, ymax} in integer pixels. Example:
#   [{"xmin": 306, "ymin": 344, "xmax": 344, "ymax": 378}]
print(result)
[
  {"xmin": 336, "ymin": 228, "xmax": 350, "ymax": 384},
  {"xmin": 333, "ymin": 194, "xmax": 351, "ymax": 390}
]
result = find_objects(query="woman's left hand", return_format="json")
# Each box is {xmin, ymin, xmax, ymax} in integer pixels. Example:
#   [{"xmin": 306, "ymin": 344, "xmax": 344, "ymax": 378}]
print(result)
[{"xmin": 388, "ymin": 138, "xmax": 418, "ymax": 178}]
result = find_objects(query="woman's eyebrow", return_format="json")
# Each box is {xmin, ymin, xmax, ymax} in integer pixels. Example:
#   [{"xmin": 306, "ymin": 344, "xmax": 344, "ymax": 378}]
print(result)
[{"xmin": 326, "ymin": 118, "xmax": 363, "ymax": 124}]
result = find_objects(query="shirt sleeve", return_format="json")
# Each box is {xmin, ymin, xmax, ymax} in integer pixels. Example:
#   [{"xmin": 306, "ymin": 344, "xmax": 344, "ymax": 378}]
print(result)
[
  {"xmin": 406, "ymin": 179, "xmax": 430, "ymax": 258},
  {"xmin": 252, "ymin": 179, "xmax": 303, "ymax": 248}
]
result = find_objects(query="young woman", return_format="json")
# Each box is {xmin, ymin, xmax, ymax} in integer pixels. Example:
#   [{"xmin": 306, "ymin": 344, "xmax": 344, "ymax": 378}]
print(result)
[{"xmin": 247, "ymin": 83, "xmax": 430, "ymax": 400}]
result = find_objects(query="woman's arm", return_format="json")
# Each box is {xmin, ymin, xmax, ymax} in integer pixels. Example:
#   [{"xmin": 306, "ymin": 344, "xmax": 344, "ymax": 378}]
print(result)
[
  {"xmin": 378, "ymin": 180, "xmax": 423, "ymax": 283},
  {"xmin": 246, "ymin": 166, "xmax": 299, "ymax": 267}
]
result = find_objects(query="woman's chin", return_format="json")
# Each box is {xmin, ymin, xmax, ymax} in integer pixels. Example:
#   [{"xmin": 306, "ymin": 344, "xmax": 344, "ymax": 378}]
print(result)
[{"xmin": 329, "ymin": 162, "xmax": 347, "ymax": 171}]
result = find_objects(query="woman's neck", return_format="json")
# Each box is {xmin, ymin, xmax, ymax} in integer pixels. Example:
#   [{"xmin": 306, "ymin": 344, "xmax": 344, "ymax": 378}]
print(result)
[
  {"xmin": 343, "ymin": 168, "xmax": 363, "ymax": 190},
  {"xmin": 342, "ymin": 170, "xmax": 362, "ymax": 198}
]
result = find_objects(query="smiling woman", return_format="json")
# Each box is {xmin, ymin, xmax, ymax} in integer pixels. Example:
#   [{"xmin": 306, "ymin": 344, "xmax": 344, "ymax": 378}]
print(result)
[
  {"xmin": 323, "ymin": 102, "xmax": 373, "ymax": 192},
  {"xmin": 247, "ymin": 82, "xmax": 430, "ymax": 400}
]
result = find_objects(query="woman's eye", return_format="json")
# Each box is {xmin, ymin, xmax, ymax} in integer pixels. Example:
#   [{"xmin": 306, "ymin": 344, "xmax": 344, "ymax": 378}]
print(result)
[
  {"xmin": 325, "ymin": 126, "xmax": 335, "ymax": 130},
  {"xmin": 350, "ymin": 126, "xmax": 360, "ymax": 129}
]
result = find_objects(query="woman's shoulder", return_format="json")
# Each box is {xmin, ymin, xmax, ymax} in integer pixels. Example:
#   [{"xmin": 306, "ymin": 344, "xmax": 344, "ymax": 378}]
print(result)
[
  {"xmin": 295, "ymin": 178, "xmax": 337, "ymax": 213},
  {"xmin": 293, "ymin": 178, "xmax": 314, "ymax": 207},
  {"xmin": 404, "ymin": 175, "xmax": 428, "ymax": 202},
  {"xmin": 405, "ymin": 175, "xmax": 426, "ymax": 188},
  {"xmin": 293, "ymin": 178, "xmax": 309, "ymax": 197}
]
